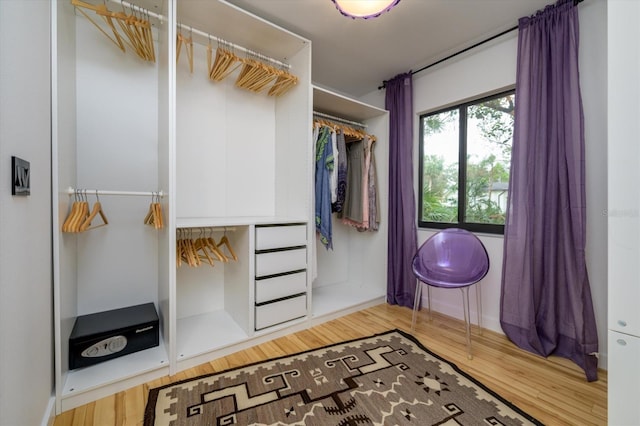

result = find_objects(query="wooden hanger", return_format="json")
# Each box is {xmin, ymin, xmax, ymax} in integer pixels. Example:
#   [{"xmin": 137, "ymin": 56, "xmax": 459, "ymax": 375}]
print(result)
[
  {"xmin": 313, "ymin": 118, "xmax": 373, "ymax": 143},
  {"xmin": 216, "ymin": 231, "xmax": 238, "ymax": 261},
  {"xmin": 268, "ymin": 69, "xmax": 298, "ymax": 97},
  {"xmin": 205, "ymin": 232, "xmax": 227, "ymax": 262},
  {"xmin": 176, "ymin": 28, "xmax": 194, "ymax": 73},
  {"xmin": 235, "ymin": 57, "xmax": 276, "ymax": 93},
  {"xmin": 62, "ymin": 191, "xmax": 82, "ymax": 232},
  {"xmin": 67, "ymin": 191, "xmax": 91, "ymax": 233},
  {"xmin": 79, "ymin": 191, "xmax": 108, "ymax": 232},
  {"xmin": 144, "ymin": 192, "xmax": 163, "ymax": 230},
  {"xmin": 193, "ymin": 230, "xmax": 216, "ymax": 267},
  {"xmin": 72, "ymin": 0, "xmax": 126, "ymax": 53},
  {"xmin": 209, "ymin": 44, "xmax": 240, "ymax": 82}
]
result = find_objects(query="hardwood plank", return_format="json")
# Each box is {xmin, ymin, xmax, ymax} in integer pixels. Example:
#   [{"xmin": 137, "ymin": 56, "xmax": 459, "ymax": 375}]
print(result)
[{"xmin": 53, "ymin": 304, "xmax": 607, "ymax": 426}]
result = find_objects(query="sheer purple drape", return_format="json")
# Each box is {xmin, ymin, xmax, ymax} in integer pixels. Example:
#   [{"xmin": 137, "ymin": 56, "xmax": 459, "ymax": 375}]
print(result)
[
  {"xmin": 385, "ymin": 72, "xmax": 418, "ymax": 308},
  {"xmin": 500, "ymin": 0, "xmax": 599, "ymax": 381}
]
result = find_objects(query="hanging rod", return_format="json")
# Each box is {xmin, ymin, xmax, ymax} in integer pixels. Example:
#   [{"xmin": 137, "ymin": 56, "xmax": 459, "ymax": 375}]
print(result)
[
  {"xmin": 377, "ymin": 0, "xmax": 584, "ymax": 90},
  {"xmin": 313, "ymin": 111, "xmax": 367, "ymax": 129},
  {"xmin": 66, "ymin": 187, "xmax": 165, "ymax": 198},
  {"xmin": 177, "ymin": 23, "xmax": 291, "ymax": 70},
  {"xmin": 105, "ymin": 0, "xmax": 291, "ymax": 70},
  {"xmin": 177, "ymin": 226, "xmax": 237, "ymax": 232},
  {"xmin": 107, "ymin": 0, "xmax": 164, "ymax": 23}
]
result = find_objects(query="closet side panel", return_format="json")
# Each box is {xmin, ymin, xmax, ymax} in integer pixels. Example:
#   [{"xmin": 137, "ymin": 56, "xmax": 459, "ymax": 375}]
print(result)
[
  {"xmin": 157, "ymin": 0, "xmax": 174, "ymax": 363},
  {"xmin": 54, "ymin": 0, "xmax": 79, "ymax": 388},
  {"xmin": 74, "ymin": 17, "xmax": 160, "ymax": 314},
  {"xmin": 274, "ymin": 44, "xmax": 312, "ymax": 219}
]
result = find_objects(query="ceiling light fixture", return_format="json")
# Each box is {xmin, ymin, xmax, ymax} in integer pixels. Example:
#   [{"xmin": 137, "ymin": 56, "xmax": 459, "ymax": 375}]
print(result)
[{"xmin": 332, "ymin": 0, "xmax": 400, "ymax": 20}]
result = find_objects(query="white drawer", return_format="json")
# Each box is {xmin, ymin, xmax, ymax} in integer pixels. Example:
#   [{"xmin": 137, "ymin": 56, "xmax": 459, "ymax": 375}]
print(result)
[
  {"xmin": 255, "ymin": 271, "xmax": 307, "ymax": 304},
  {"xmin": 255, "ymin": 295, "xmax": 307, "ymax": 330},
  {"xmin": 255, "ymin": 248, "xmax": 306, "ymax": 277},
  {"xmin": 256, "ymin": 225, "xmax": 306, "ymax": 251}
]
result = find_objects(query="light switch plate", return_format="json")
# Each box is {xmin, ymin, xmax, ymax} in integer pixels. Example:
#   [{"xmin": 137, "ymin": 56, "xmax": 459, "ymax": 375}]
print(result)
[{"xmin": 11, "ymin": 156, "xmax": 30, "ymax": 196}]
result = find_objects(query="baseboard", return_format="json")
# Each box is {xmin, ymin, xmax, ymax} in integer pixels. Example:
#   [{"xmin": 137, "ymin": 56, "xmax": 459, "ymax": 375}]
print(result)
[
  {"xmin": 421, "ymin": 295, "xmax": 609, "ymax": 371},
  {"xmin": 421, "ymin": 295, "xmax": 503, "ymax": 335},
  {"xmin": 41, "ymin": 395, "xmax": 56, "ymax": 426}
]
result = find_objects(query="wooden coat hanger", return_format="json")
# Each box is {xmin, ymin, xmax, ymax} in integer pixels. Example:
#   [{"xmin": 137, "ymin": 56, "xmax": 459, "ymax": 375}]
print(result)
[
  {"xmin": 176, "ymin": 27, "xmax": 194, "ymax": 73},
  {"xmin": 79, "ymin": 191, "xmax": 108, "ymax": 232},
  {"xmin": 62, "ymin": 191, "xmax": 82, "ymax": 232},
  {"xmin": 144, "ymin": 192, "xmax": 163, "ymax": 230},
  {"xmin": 72, "ymin": 0, "xmax": 126, "ymax": 52},
  {"xmin": 209, "ymin": 44, "xmax": 241, "ymax": 82},
  {"xmin": 216, "ymin": 230, "xmax": 238, "ymax": 261},
  {"xmin": 66, "ymin": 190, "xmax": 90, "ymax": 233},
  {"xmin": 268, "ymin": 69, "xmax": 298, "ymax": 97}
]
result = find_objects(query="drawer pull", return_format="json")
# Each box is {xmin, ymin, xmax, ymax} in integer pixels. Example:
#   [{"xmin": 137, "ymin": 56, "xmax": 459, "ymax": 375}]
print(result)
[
  {"xmin": 617, "ymin": 320, "xmax": 627, "ymax": 327},
  {"xmin": 617, "ymin": 339, "xmax": 627, "ymax": 346}
]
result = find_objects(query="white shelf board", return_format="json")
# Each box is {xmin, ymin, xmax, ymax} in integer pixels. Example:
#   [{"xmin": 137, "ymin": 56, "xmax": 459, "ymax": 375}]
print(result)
[
  {"xmin": 312, "ymin": 282, "xmax": 386, "ymax": 318},
  {"xmin": 177, "ymin": 216, "xmax": 308, "ymax": 229},
  {"xmin": 178, "ymin": 0, "xmax": 309, "ymax": 62},
  {"xmin": 313, "ymin": 85, "xmax": 387, "ymax": 121},
  {"xmin": 176, "ymin": 309, "xmax": 250, "ymax": 360},
  {"xmin": 62, "ymin": 336, "xmax": 168, "ymax": 396}
]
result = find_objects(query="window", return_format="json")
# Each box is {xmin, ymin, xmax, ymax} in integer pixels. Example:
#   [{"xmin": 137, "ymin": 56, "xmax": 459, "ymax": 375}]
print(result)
[{"xmin": 418, "ymin": 90, "xmax": 515, "ymax": 234}]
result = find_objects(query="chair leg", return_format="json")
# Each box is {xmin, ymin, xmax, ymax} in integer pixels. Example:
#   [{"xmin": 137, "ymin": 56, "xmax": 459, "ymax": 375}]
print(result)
[
  {"xmin": 411, "ymin": 279, "xmax": 422, "ymax": 331},
  {"xmin": 460, "ymin": 287, "xmax": 473, "ymax": 360},
  {"xmin": 426, "ymin": 285, "xmax": 432, "ymax": 321},
  {"xmin": 476, "ymin": 283, "xmax": 483, "ymax": 335}
]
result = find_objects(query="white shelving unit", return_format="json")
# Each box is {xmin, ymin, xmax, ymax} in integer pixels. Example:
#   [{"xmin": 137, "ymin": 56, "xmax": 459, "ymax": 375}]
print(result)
[
  {"xmin": 311, "ymin": 86, "xmax": 389, "ymax": 319},
  {"xmin": 52, "ymin": 0, "xmax": 172, "ymax": 413},
  {"xmin": 52, "ymin": 0, "xmax": 388, "ymax": 414}
]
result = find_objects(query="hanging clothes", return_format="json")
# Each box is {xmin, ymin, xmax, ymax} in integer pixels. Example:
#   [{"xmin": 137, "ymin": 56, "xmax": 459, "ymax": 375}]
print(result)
[
  {"xmin": 330, "ymin": 130, "xmax": 338, "ymax": 205},
  {"xmin": 332, "ymin": 129, "xmax": 348, "ymax": 213},
  {"xmin": 367, "ymin": 139, "xmax": 380, "ymax": 231},
  {"xmin": 340, "ymin": 139, "xmax": 364, "ymax": 225},
  {"xmin": 312, "ymin": 117, "xmax": 380, "ymax": 249},
  {"xmin": 314, "ymin": 126, "xmax": 334, "ymax": 249}
]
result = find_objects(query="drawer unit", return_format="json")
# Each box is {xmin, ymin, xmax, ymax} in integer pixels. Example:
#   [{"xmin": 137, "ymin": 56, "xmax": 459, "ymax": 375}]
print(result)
[
  {"xmin": 256, "ymin": 271, "xmax": 307, "ymax": 304},
  {"xmin": 255, "ymin": 248, "xmax": 306, "ymax": 277},
  {"xmin": 255, "ymin": 295, "xmax": 307, "ymax": 330},
  {"xmin": 256, "ymin": 224, "xmax": 307, "ymax": 251},
  {"xmin": 254, "ymin": 223, "xmax": 308, "ymax": 331}
]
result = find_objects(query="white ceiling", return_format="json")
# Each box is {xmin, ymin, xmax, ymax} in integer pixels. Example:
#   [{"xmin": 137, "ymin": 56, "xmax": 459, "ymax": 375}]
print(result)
[{"xmin": 224, "ymin": 0, "xmax": 553, "ymax": 98}]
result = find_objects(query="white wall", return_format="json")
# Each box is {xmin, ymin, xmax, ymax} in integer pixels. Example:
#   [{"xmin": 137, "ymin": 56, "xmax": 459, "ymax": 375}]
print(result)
[
  {"xmin": 0, "ymin": 0, "xmax": 54, "ymax": 424},
  {"xmin": 362, "ymin": 0, "xmax": 608, "ymax": 368}
]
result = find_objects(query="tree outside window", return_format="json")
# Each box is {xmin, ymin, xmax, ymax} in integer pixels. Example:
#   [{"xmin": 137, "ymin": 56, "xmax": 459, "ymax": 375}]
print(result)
[{"xmin": 418, "ymin": 90, "xmax": 514, "ymax": 234}]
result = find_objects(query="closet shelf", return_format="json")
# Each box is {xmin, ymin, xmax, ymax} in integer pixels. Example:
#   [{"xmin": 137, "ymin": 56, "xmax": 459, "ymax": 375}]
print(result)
[
  {"xmin": 176, "ymin": 310, "xmax": 249, "ymax": 360},
  {"xmin": 177, "ymin": 216, "xmax": 308, "ymax": 228},
  {"xmin": 61, "ymin": 335, "xmax": 168, "ymax": 406}
]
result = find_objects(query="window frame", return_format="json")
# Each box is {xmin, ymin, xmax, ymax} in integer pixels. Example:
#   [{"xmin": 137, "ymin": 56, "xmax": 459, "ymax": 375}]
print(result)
[{"xmin": 417, "ymin": 89, "xmax": 515, "ymax": 235}]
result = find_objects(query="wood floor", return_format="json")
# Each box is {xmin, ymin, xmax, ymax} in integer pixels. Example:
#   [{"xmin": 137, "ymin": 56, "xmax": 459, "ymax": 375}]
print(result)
[{"xmin": 53, "ymin": 303, "xmax": 607, "ymax": 426}]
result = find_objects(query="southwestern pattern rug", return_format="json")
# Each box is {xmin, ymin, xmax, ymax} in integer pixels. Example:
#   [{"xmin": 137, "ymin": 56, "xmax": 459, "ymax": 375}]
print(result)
[{"xmin": 144, "ymin": 329, "xmax": 543, "ymax": 426}]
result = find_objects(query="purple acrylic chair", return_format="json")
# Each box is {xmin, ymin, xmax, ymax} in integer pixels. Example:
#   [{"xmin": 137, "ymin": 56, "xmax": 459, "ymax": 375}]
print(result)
[{"xmin": 411, "ymin": 228, "xmax": 489, "ymax": 359}]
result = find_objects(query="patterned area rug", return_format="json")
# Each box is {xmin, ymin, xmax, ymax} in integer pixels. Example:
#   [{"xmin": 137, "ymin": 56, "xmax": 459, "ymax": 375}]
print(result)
[{"xmin": 144, "ymin": 329, "xmax": 543, "ymax": 425}]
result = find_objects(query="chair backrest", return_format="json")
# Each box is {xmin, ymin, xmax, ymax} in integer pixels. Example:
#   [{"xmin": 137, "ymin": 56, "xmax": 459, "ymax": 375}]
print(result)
[{"xmin": 412, "ymin": 228, "xmax": 489, "ymax": 288}]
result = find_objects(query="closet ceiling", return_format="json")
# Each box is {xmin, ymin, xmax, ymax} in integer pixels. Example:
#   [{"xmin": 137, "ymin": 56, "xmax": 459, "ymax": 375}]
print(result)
[{"xmin": 224, "ymin": 0, "xmax": 554, "ymax": 97}]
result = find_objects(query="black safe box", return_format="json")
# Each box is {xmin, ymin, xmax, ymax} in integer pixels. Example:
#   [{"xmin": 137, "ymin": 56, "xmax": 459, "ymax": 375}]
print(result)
[{"xmin": 69, "ymin": 302, "xmax": 159, "ymax": 370}]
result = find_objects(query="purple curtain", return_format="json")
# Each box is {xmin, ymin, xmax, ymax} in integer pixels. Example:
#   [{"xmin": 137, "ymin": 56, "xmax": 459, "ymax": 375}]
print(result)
[
  {"xmin": 385, "ymin": 72, "xmax": 418, "ymax": 308},
  {"xmin": 500, "ymin": 0, "xmax": 599, "ymax": 381}
]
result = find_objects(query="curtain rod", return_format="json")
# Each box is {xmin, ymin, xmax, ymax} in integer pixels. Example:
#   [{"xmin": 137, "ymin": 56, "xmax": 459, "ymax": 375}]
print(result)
[
  {"xmin": 106, "ymin": 0, "xmax": 291, "ymax": 69},
  {"xmin": 313, "ymin": 111, "xmax": 367, "ymax": 128},
  {"xmin": 378, "ymin": 0, "xmax": 584, "ymax": 90}
]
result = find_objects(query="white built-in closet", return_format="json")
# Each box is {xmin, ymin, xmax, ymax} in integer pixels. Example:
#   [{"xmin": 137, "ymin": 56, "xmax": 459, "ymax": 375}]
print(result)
[{"xmin": 52, "ymin": 0, "xmax": 388, "ymax": 414}]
